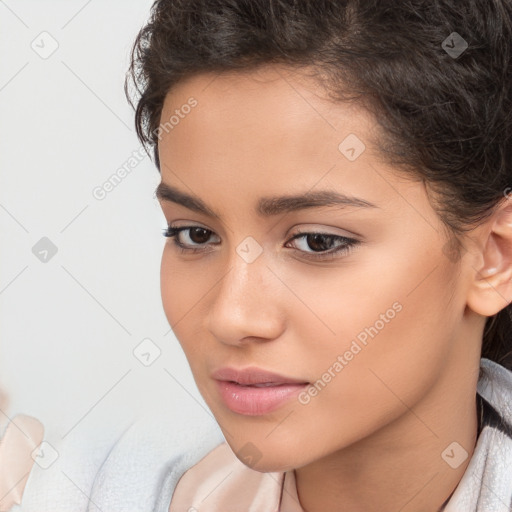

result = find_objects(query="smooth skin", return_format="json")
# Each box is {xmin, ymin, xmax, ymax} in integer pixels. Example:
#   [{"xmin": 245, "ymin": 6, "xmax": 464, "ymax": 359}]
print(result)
[{"xmin": 156, "ymin": 64, "xmax": 512, "ymax": 512}]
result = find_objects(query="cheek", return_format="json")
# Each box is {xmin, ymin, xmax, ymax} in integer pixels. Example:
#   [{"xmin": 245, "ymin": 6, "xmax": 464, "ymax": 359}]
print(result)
[
  {"xmin": 160, "ymin": 246, "xmax": 213, "ymax": 370},
  {"xmin": 298, "ymin": 300, "xmax": 452, "ymax": 459},
  {"xmin": 160, "ymin": 246, "xmax": 181, "ymax": 318},
  {"xmin": 160, "ymin": 245, "xmax": 207, "ymax": 327},
  {"xmin": 160, "ymin": 246, "xmax": 182, "ymax": 325},
  {"xmin": 280, "ymin": 243, "xmax": 459, "ymax": 420},
  {"xmin": 160, "ymin": 246, "xmax": 200, "ymax": 351}
]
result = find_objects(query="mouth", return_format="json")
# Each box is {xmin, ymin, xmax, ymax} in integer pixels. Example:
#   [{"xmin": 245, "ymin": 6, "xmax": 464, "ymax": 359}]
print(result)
[
  {"xmin": 211, "ymin": 366, "xmax": 310, "ymax": 415},
  {"xmin": 211, "ymin": 366, "xmax": 310, "ymax": 386}
]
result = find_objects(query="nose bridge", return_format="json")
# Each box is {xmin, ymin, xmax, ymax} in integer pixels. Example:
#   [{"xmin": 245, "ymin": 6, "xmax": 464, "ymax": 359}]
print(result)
[
  {"xmin": 223, "ymin": 233, "xmax": 271, "ymax": 296},
  {"xmin": 207, "ymin": 242, "xmax": 283, "ymax": 343},
  {"xmin": 218, "ymin": 243, "xmax": 269, "ymax": 313}
]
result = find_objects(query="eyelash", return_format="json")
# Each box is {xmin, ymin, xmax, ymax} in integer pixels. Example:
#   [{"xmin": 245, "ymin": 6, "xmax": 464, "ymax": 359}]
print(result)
[{"xmin": 162, "ymin": 225, "xmax": 360, "ymax": 261}]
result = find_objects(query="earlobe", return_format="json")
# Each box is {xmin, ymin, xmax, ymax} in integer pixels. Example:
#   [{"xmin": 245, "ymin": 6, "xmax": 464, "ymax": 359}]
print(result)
[{"xmin": 466, "ymin": 199, "xmax": 512, "ymax": 317}]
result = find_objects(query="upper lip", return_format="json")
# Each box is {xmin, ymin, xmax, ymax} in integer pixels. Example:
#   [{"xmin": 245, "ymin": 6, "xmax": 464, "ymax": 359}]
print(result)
[{"xmin": 211, "ymin": 366, "xmax": 309, "ymax": 385}]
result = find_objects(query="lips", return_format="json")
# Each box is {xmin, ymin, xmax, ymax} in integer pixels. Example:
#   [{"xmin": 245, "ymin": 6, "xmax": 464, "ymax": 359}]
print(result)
[
  {"xmin": 211, "ymin": 366, "xmax": 310, "ymax": 386},
  {"xmin": 211, "ymin": 366, "xmax": 310, "ymax": 415}
]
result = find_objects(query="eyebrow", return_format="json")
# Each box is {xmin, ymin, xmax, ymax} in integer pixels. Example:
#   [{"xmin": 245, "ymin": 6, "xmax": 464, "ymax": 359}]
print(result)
[{"xmin": 155, "ymin": 181, "xmax": 378, "ymax": 218}]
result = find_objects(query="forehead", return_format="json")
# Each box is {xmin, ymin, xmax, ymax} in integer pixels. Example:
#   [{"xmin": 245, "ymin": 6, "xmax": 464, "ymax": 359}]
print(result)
[
  {"xmin": 162, "ymin": 64, "xmax": 333, "ymax": 118},
  {"xmin": 158, "ymin": 65, "xmax": 379, "ymax": 175},
  {"xmin": 155, "ymin": 65, "xmax": 431, "ymax": 228}
]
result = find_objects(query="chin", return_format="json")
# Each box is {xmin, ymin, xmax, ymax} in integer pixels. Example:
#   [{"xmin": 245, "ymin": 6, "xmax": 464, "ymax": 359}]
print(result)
[{"xmin": 230, "ymin": 443, "xmax": 301, "ymax": 473}]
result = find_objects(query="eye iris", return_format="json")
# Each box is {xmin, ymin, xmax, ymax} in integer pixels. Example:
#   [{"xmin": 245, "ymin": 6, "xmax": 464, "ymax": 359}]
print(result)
[
  {"xmin": 307, "ymin": 233, "xmax": 335, "ymax": 252},
  {"xmin": 189, "ymin": 227, "xmax": 210, "ymax": 244}
]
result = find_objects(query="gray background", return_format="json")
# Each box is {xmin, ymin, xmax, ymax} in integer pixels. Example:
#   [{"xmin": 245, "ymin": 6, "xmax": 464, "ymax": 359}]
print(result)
[{"xmin": 0, "ymin": 0, "xmax": 208, "ymax": 446}]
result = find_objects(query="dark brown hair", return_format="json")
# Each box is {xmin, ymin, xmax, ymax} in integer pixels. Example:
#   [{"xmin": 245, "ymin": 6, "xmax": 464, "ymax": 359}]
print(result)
[{"xmin": 125, "ymin": 0, "xmax": 512, "ymax": 369}]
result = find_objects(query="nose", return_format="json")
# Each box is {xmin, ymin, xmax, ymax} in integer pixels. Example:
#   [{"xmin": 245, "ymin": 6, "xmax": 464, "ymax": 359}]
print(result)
[{"xmin": 206, "ymin": 247, "xmax": 285, "ymax": 347}]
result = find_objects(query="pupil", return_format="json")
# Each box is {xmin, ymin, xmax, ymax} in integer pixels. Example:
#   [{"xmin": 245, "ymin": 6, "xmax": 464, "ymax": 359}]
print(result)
[
  {"xmin": 308, "ymin": 234, "xmax": 334, "ymax": 252},
  {"xmin": 190, "ymin": 227, "xmax": 210, "ymax": 244}
]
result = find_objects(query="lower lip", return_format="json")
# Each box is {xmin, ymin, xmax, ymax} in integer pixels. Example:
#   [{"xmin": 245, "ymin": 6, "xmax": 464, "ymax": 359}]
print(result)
[{"xmin": 215, "ymin": 380, "xmax": 309, "ymax": 415}]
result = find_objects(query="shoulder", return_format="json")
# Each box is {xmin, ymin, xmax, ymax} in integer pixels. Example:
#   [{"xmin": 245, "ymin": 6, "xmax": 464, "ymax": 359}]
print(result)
[
  {"xmin": 443, "ymin": 359, "xmax": 512, "ymax": 511},
  {"xmin": 87, "ymin": 407, "xmax": 226, "ymax": 512},
  {"xmin": 13, "ymin": 405, "xmax": 224, "ymax": 512},
  {"xmin": 168, "ymin": 441, "xmax": 285, "ymax": 511},
  {"xmin": 478, "ymin": 358, "xmax": 512, "ymax": 434}
]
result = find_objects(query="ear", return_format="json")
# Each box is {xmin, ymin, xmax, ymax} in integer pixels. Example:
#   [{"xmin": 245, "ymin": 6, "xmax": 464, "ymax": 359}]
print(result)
[{"xmin": 466, "ymin": 197, "xmax": 512, "ymax": 316}]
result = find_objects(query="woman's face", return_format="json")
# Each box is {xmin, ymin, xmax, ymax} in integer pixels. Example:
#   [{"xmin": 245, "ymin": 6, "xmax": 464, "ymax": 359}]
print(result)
[{"xmin": 157, "ymin": 65, "xmax": 478, "ymax": 472}]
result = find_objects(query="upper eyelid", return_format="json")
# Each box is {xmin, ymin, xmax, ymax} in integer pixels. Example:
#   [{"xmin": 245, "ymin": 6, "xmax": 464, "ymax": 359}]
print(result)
[
  {"xmin": 168, "ymin": 223, "xmax": 351, "ymax": 235},
  {"xmin": 169, "ymin": 224, "xmax": 358, "ymax": 243}
]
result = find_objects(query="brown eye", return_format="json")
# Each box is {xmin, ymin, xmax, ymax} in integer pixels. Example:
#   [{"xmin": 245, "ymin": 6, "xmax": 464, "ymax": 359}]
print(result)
[
  {"xmin": 163, "ymin": 225, "xmax": 220, "ymax": 254},
  {"xmin": 302, "ymin": 233, "xmax": 338, "ymax": 252},
  {"xmin": 286, "ymin": 231, "xmax": 360, "ymax": 261},
  {"xmin": 187, "ymin": 227, "xmax": 211, "ymax": 244}
]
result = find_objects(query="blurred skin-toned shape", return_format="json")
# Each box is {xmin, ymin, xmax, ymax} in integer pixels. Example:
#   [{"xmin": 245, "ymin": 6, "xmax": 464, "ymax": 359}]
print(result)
[
  {"xmin": 156, "ymin": 65, "xmax": 512, "ymax": 511},
  {"xmin": 0, "ymin": 387, "xmax": 44, "ymax": 510}
]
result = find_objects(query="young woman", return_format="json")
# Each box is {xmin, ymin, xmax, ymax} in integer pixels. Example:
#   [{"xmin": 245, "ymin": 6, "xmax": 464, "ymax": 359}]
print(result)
[{"xmin": 124, "ymin": 0, "xmax": 512, "ymax": 510}]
